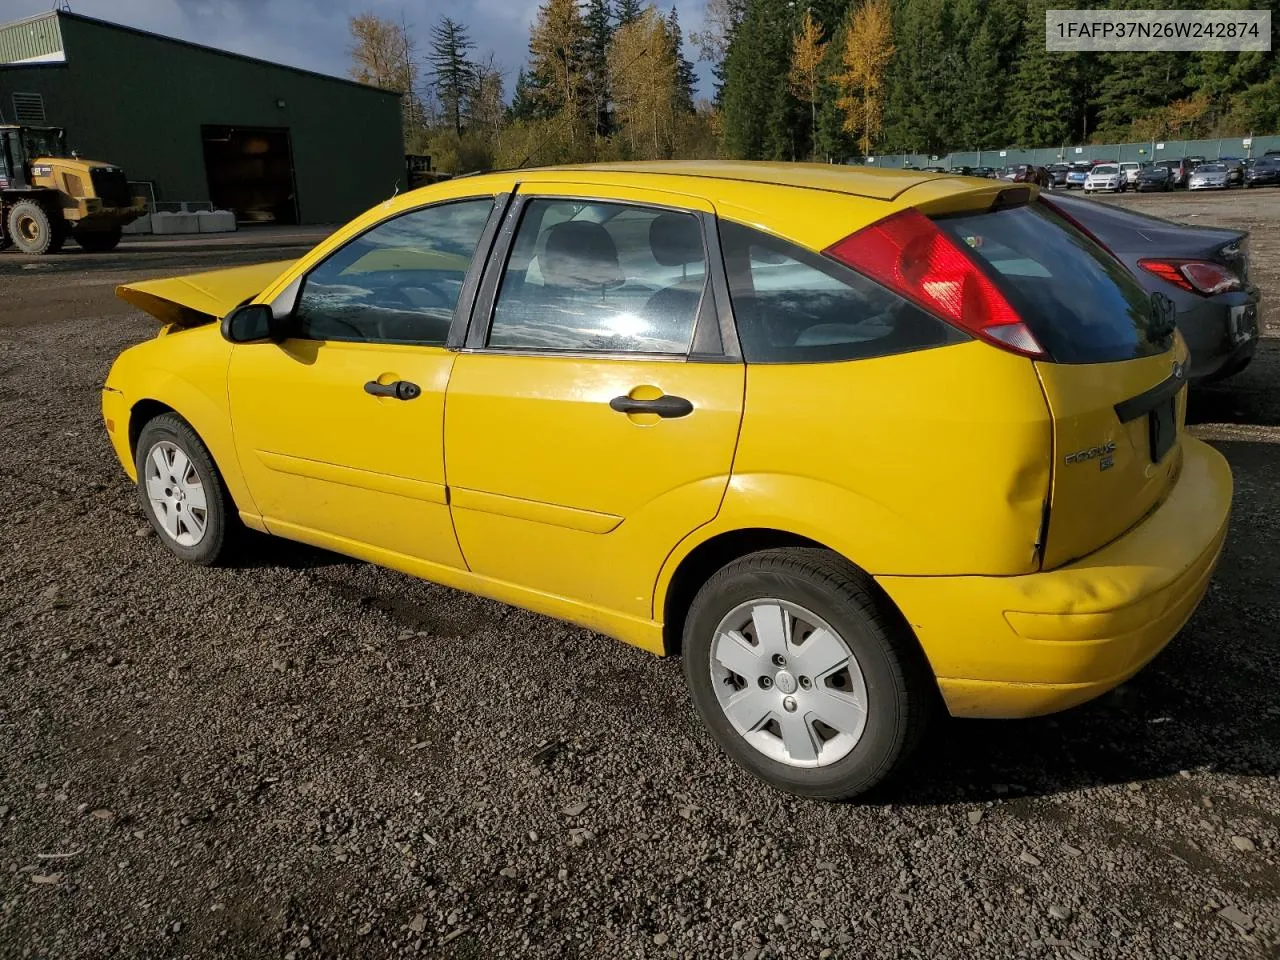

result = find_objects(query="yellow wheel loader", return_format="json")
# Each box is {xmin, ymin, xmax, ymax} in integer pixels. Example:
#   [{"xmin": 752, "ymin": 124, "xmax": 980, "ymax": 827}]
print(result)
[{"xmin": 0, "ymin": 125, "xmax": 147, "ymax": 254}]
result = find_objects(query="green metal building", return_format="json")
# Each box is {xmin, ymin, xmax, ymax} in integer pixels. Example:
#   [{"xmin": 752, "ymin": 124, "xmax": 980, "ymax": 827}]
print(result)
[{"xmin": 0, "ymin": 10, "xmax": 403, "ymax": 225}]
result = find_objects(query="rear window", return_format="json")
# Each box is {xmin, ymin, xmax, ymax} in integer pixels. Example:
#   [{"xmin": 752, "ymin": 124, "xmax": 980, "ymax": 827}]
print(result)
[
  {"xmin": 720, "ymin": 221, "xmax": 966, "ymax": 364},
  {"xmin": 934, "ymin": 202, "xmax": 1171, "ymax": 364}
]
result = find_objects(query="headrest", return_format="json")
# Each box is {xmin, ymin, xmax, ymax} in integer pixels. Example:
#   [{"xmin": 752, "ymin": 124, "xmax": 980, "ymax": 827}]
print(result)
[
  {"xmin": 649, "ymin": 213, "xmax": 704, "ymax": 267},
  {"xmin": 542, "ymin": 221, "xmax": 623, "ymax": 289}
]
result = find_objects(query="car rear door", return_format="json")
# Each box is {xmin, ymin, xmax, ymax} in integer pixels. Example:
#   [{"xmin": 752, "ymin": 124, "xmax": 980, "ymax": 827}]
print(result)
[
  {"xmin": 933, "ymin": 200, "xmax": 1186, "ymax": 568},
  {"xmin": 443, "ymin": 183, "xmax": 744, "ymax": 622}
]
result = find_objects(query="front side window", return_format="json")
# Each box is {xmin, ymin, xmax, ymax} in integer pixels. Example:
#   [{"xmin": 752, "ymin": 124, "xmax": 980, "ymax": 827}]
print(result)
[
  {"xmin": 720, "ymin": 221, "xmax": 965, "ymax": 364},
  {"xmin": 293, "ymin": 198, "xmax": 493, "ymax": 345},
  {"xmin": 486, "ymin": 199, "xmax": 707, "ymax": 354}
]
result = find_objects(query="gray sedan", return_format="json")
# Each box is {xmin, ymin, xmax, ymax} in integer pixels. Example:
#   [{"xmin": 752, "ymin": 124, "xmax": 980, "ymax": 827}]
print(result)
[{"xmin": 1046, "ymin": 193, "xmax": 1259, "ymax": 382}]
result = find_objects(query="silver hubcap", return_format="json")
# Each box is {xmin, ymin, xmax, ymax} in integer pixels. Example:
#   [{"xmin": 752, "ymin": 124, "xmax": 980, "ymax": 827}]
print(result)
[
  {"xmin": 710, "ymin": 600, "xmax": 868, "ymax": 768},
  {"xmin": 144, "ymin": 441, "xmax": 208, "ymax": 547}
]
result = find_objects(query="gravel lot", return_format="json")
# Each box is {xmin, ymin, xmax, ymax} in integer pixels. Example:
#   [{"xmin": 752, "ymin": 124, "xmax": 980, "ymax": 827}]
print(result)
[{"xmin": 2, "ymin": 194, "xmax": 1278, "ymax": 960}]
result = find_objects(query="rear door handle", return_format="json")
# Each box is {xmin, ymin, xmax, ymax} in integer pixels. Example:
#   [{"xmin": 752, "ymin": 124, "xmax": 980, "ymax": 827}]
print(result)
[
  {"xmin": 609, "ymin": 394, "xmax": 693, "ymax": 418},
  {"xmin": 364, "ymin": 380, "xmax": 421, "ymax": 401}
]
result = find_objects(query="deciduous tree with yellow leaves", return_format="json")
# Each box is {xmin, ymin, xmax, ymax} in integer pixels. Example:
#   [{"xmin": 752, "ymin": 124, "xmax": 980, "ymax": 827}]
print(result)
[
  {"xmin": 609, "ymin": 8, "xmax": 680, "ymax": 159},
  {"xmin": 787, "ymin": 11, "xmax": 826, "ymax": 160},
  {"xmin": 835, "ymin": 0, "xmax": 894, "ymax": 156}
]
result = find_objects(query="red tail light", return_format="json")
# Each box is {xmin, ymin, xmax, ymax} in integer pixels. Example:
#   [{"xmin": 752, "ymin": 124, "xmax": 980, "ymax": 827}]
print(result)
[
  {"xmin": 824, "ymin": 208, "xmax": 1046, "ymax": 358},
  {"xmin": 1138, "ymin": 258, "xmax": 1240, "ymax": 296}
]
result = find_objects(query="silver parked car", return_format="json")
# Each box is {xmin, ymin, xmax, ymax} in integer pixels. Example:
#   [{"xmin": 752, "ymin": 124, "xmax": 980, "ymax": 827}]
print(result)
[
  {"xmin": 1189, "ymin": 163, "xmax": 1230, "ymax": 190},
  {"xmin": 1048, "ymin": 193, "xmax": 1259, "ymax": 381}
]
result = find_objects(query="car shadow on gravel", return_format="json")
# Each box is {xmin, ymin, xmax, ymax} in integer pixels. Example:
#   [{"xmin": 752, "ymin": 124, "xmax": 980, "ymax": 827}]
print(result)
[
  {"xmin": 235, "ymin": 534, "xmax": 358, "ymax": 570},
  {"xmin": 1187, "ymin": 340, "xmax": 1280, "ymax": 427}
]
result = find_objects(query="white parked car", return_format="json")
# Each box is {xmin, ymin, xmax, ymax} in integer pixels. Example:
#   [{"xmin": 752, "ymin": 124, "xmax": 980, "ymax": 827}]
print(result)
[
  {"xmin": 1084, "ymin": 164, "xmax": 1125, "ymax": 193},
  {"xmin": 1120, "ymin": 161, "xmax": 1141, "ymax": 184}
]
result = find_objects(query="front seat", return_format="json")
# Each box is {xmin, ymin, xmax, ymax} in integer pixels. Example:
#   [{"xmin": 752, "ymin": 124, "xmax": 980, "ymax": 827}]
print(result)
[
  {"xmin": 541, "ymin": 220, "xmax": 624, "ymax": 294},
  {"xmin": 644, "ymin": 214, "xmax": 706, "ymax": 330}
]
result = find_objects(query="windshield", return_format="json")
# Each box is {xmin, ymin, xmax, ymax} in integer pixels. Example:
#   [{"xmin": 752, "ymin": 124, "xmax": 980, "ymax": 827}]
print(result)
[
  {"xmin": 934, "ymin": 201, "xmax": 1169, "ymax": 364},
  {"xmin": 1093, "ymin": 165, "xmax": 1118, "ymax": 175},
  {"xmin": 18, "ymin": 127, "xmax": 67, "ymax": 160},
  {"xmin": 1197, "ymin": 164, "xmax": 1226, "ymax": 173}
]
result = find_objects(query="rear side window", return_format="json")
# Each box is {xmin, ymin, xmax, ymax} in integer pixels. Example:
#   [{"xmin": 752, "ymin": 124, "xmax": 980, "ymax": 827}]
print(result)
[
  {"xmin": 487, "ymin": 199, "xmax": 707, "ymax": 355},
  {"xmin": 720, "ymin": 221, "xmax": 965, "ymax": 363},
  {"xmin": 934, "ymin": 202, "xmax": 1169, "ymax": 364}
]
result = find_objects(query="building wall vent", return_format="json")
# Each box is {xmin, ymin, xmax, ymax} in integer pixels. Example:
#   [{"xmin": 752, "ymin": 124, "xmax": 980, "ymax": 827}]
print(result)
[{"xmin": 12, "ymin": 92, "xmax": 47, "ymax": 125}]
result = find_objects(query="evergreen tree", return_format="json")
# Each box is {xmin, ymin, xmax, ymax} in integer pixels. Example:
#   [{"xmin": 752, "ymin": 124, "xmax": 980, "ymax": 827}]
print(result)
[
  {"xmin": 882, "ymin": 0, "xmax": 953, "ymax": 154},
  {"xmin": 955, "ymin": 10, "xmax": 1007, "ymax": 148},
  {"xmin": 509, "ymin": 68, "xmax": 542, "ymax": 122},
  {"xmin": 720, "ymin": 0, "xmax": 797, "ymax": 159},
  {"xmin": 1007, "ymin": 0, "xmax": 1074, "ymax": 147},
  {"xmin": 1096, "ymin": 53, "xmax": 1191, "ymax": 137},
  {"xmin": 814, "ymin": 21, "xmax": 855, "ymax": 161},
  {"xmin": 616, "ymin": 0, "xmax": 644, "ymax": 26},
  {"xmin": 429, "ymin": 18, "xmax": 477, "ymax": 136},
  {"xmin": 584, "ymin": 0, "xmax": 614, "ymax": 137},
  {"xmin": 689, "ymin": 0, "xmax": 747, "ymax": 104},
  {"xmin": 667, "ymin": 6, "xmax": 697, "ymax": 112}
]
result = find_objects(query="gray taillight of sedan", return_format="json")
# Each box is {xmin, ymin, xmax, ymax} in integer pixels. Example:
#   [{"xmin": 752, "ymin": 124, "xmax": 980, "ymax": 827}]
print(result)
[
  {"xmin": 1189, "ymin": 163, "xmax": 1230, "ymax": 190},
  {"xmin": 1047, "ymin": 193, "xmax": 1259, "ymax": 382}
]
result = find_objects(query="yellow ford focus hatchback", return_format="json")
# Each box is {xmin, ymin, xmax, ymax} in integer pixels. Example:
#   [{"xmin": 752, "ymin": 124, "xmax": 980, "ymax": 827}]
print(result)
[{"xmin": 103, "ymin": 163, "xmax": 1231, "ymax": 799}]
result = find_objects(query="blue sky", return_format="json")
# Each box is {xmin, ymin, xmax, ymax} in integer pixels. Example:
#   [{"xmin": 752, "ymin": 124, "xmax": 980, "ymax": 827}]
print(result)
[{"xmin": 7, "ymin": 0, "xmax": 715, "ymax": 100}]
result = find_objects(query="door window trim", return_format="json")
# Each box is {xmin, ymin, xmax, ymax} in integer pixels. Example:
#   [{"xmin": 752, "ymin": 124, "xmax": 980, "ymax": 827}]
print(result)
[
  {"xmin": 461, "ymin": 190, "xmax": 741, "ymax": 362},
  {"xmin": 267, "ymin": 193, "xmax": 509, "ymax": 347}
]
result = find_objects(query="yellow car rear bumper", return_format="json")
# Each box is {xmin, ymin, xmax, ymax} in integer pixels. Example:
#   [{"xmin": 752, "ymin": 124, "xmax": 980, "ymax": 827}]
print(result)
[{"xmin": 878, "ymin": 436, "xmax": 1232, "ymax": 718}]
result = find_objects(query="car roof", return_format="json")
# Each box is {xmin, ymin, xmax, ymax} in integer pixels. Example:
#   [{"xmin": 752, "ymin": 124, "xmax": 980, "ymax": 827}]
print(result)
[{"xmin": 498, "ymin": 160, "xmax": 970, "ymax": 202}]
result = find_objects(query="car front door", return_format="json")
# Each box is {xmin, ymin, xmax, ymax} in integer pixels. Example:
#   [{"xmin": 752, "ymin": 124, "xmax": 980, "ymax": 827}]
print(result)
[
  {"xmin": 443, "ymin": 184, "xmax": 745, "ymax": 625},
  {"xmin": 226, "ymin": 196, "xmax": 499, "ymax": 569}
]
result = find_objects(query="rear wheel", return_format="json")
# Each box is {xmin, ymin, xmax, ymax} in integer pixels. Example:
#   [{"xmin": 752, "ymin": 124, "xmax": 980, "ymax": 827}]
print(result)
[
  {"xmin": 6, "ymin": 199, "xmax": 63, "ymax": 255},
  {"xmin": 72, "ymin": 226, "xmax": 122, "ymax": 252},
  {"xmin": 135, "ymin": 413, "xmax": 239, "ymax": 565},
  {"xmin": 681, "ymin": 548, "xmax": 935, "ymax": 800}
]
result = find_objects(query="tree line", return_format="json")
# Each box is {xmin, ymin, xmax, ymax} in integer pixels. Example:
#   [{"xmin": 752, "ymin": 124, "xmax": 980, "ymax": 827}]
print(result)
[
  {"xmin": 718, "ymin": 0, "xmax": 1280, "ymax": 161},
  {"xmin": 351, "ymin": 0, "xmax": 1280, "ymax": 174},
  {"xmin": 349, "ymin": 1, "xmax": 713, "ymax": 174}
]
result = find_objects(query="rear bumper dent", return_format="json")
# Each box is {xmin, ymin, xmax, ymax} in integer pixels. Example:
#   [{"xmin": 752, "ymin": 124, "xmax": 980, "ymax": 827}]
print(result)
[{"xmin": 877, "ymin": 436, "xmax": 1231, "ymax": 718}]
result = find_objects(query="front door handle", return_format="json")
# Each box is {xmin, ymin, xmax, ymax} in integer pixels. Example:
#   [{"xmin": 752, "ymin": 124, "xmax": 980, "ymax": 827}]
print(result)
[
  {"xmin": 364, "ymin": 379, "xmax": 421, "ymax": 401},
  {"xmin": 609, "ymin": 394, "xmax": 693, "ymax": 418}
]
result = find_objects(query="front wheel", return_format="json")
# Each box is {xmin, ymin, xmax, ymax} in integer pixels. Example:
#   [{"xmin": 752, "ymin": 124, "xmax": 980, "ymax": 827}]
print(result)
[
  {"xmin": 135, "ymin": 413, "xmax": 239, "ymax": 565},
  {"xmin": 681, "ymin": 548, "xmax": 935, "ymax": 800},
  {"xmin": 6, "ymin": 200, "xmax": 64, "ymax": 255}
]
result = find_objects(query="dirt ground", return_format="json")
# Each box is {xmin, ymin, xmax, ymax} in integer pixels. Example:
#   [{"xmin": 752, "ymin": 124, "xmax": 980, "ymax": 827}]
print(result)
[{"xmin": 0, "ymin": 195, "xmax": 1277, "ymax": 960}]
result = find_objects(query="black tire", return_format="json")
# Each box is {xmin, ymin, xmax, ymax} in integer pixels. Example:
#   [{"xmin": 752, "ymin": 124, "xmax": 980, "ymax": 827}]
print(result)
[
  {"xmin": 134, "ymin": 413, "xmax": 240, "ymax": 566},
  {"xmin": 6, "ymin": 199, "xmax": 64, "ymax": 255},
  {"xmin": 72, "ymin": 226, "xmax": 122, "ymax": 252},
  {"xmin": 681, "ymin": 548, "xmax": 935, "ymax": 800}
]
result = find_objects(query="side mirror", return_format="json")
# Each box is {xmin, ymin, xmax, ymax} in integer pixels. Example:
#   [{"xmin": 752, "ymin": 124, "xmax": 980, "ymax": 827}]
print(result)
[{"xmin": 221, "ymin": 303, "xmax": 280, "ymax": 344}]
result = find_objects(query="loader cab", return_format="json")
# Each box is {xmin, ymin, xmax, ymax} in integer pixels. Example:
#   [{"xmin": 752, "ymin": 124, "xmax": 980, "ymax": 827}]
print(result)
[
  {"xmin": 0, "ymin": 126, "xmax": 29, "ymax": 188},
  {"xmin": 0, "ymin": 125, "xmax": 70, "ymax": 187}
]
